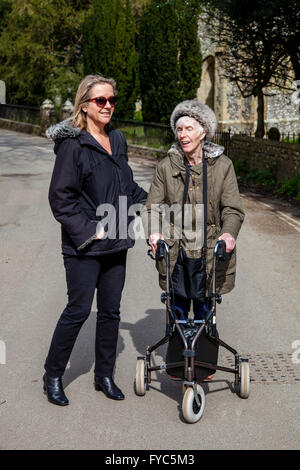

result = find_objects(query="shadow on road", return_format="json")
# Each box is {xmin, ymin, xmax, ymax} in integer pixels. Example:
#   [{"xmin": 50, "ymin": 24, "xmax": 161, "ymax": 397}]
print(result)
[
  {"xmin": 120, "ymin": 309, "xmax": 232, "ymax": 419},
  {"xmin": 62, "ymin": 311, "xmax": 125, "ymax": 388},
  {"xmin": 62, "ymin": 305, "xmax": 233, "ymax": 420}
]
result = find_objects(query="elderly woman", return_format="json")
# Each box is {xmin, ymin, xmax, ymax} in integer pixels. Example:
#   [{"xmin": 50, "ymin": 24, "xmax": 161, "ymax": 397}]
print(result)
[
  {"xmin": 43, "ymin": 74, "xmax": 147, "ymax": 405},
  {"xmin": 143, "ymin": 100, "xmax": 244, "ymax": 324}
]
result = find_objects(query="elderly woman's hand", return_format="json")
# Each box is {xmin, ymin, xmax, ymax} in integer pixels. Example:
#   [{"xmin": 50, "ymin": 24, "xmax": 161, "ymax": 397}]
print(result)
[
  {"xmin": 149, "ymin": 233, "xmax": 164, "ymax": 255},
  {"xmin": 218, "ymin": 232, "xmax": 236, "ymax": 253}
]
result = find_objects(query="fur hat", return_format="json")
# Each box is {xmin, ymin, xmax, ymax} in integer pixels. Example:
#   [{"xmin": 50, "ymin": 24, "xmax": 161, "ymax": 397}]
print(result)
[{"xmin": 170, "ymin": 100, "xmax": 218, "ymax": 142}]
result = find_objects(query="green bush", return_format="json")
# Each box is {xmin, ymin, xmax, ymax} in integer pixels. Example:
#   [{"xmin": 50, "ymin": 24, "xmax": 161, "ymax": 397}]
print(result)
[
  {"xmin": 246, "ymin": 164, "xmax": 277, "ymax": 187},
  {"xmin": 134, "ymin": 109, "xmax": 143, "ymax": 122},
  {"xmin": 234, "ymin": 158, "xmax": 300, "ymax": 202},
  {"xmin": 234, "ymin": 159, "xmax": 277, "ymax": 187},
  {"xmin": 281, "ymin": 135, "xmax": 300, "ymax": 144},
  {"xmin": 277, "ymin": 174, "xmax": 300, "ymax": 201},
  {"xmin": 233, "ymin": 159, "xmax": 248, "ymax": 177}
]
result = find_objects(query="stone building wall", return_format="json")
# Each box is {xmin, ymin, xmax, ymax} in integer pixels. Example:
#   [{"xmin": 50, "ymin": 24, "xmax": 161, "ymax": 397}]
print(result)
[{"xmin": 197, "ymin": 15, "xmax": 300, "ymax": 135}]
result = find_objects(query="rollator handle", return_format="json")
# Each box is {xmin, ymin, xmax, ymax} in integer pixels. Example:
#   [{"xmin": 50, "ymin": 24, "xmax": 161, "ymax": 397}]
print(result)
[
  {"xmin": 155, "ymin": 239, "xmax": 165, "ymax": 261},
  {"xmin": 146, "ymin": 238, "xmax": 166, "ymax": 261},
  {"xmin": 215, "ymin": 239, "xmax": 226, "ymax": 262}
]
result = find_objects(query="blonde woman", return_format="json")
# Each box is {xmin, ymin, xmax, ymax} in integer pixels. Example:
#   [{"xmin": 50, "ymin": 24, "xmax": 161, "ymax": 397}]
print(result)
[{"xmin": 43, "ymin": 75, "xmax": 147, "ymax": 405}]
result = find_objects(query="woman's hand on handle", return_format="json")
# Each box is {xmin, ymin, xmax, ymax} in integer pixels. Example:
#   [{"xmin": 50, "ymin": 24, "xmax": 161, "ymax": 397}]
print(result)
[
  {"xmin": 218, "ymin": 232, "xmax": 236, "ymax": 253},
  {"xmin": 149, "ymin": 233, "xmax": 164, "ymax": 255}
]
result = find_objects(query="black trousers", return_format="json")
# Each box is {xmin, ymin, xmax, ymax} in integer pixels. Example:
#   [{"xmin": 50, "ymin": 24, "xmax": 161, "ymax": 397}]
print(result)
[{"xmin": 44, "ymin": 250, "xmax": 127, "ymax": 378}]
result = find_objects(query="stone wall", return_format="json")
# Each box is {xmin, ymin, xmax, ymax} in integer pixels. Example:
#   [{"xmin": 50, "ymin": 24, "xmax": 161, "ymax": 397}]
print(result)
[
  {"xmin": 230, "ymin": 135, "xmax": 300, "ymax": 180},
  {"xmin": 127, "ymin": 143, "xmax": 167, "ymax": 162},
  {"xmin": 0, "ymin": 117, "xmax": 41, "ymax": 135}
]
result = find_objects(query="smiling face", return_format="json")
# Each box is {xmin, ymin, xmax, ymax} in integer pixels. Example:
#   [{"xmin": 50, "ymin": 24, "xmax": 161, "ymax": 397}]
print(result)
[
  {"xmin": 82, "ymin": 82, "xmax": 115, "ymax": 130},
  {"xmin": 176, "ymin": 116, "xmax": 206, "ymax": 156}
]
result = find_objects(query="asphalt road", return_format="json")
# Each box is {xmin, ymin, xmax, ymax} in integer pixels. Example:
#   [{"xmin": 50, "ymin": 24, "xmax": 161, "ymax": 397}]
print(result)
[{"xmin": 0, "ymin": 128, "xmax": 300, "ymax": 450}]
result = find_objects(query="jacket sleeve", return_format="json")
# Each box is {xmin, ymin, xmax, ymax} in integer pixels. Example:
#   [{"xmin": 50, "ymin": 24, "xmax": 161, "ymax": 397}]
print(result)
[
  {"xmin": 141, "ymin": 162, "xmax": 166, "ymax": 237},
  {"xmin": 219, "ymin": 160, "xmax": 245, "ymax": 240},
  {"xmin": 48, "ymin": 139, "xmax": 97, "ymax": 250}
]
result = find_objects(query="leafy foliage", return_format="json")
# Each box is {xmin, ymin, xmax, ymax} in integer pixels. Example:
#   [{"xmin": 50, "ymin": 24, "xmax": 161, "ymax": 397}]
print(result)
[
  {"xmin": 0, "ymin": 0, "xmax": 90, "ymax": 106},
  {"xmin": 139, "ymin": 0, "xmax": 202, "ymax": 123},
  {"xmin": 277, "ymin": 174, "xmax": 300, "ymax": 201},
  {"xmin": 233, "ymin": 158, "xmax": 300, "ymax": 201},
  {"xmin": 83, "ymin": 0, "xmax": 138, "ymax": 119}
]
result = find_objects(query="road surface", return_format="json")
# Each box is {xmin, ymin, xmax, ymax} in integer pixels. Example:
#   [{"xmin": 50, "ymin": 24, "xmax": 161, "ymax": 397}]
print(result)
[{"xmin": 0, "ymin": 129, "xmax": 299, "ymax": 450}]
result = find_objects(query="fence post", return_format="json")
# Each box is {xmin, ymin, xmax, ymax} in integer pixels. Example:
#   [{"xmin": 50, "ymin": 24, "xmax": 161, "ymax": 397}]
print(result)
[
  {"xmin": 60, "ymin": 100, "xmax": 74, "ymax": 121},
  {"xmin": 40, "ymin": 99, "xmax": 56, "ymax": 133}
]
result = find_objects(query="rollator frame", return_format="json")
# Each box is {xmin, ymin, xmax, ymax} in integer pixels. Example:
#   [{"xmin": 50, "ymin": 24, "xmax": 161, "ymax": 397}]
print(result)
[{"xmin": 144, "ymin": 239, "xmax": 243, "ymax": 388}]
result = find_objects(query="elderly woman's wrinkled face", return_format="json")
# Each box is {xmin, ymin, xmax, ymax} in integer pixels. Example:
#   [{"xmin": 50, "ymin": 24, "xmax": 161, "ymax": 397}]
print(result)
[{"xmin": 176, "ymin": 116, "xmax": 205, "ymax": 155}]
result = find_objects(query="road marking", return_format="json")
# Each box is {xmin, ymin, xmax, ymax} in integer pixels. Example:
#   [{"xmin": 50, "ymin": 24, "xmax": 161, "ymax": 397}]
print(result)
[
  {"xmin": 242, "ymin": 195, "xmax": 300, "ymax": 233},
  {"xmin": 260, "ymin": 201, "xmax": 300, "ymax": 233}
]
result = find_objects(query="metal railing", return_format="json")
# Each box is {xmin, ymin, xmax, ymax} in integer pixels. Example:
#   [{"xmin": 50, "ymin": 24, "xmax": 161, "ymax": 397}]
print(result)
[
  {"xmin": 113, "ymin": 118, "xmax": 232, "ymax": 154},
  {"xmin": 238, "ymin": 129, "xmax": 300, "ymax": 144},
  {"xmin": 0, "ymin": 103, "xmax": 298, "ymax": 148},
  {"xmin": 213, "ymin": 130, "xmax": 231, "ymax": 156},
  {"xmin": 112, "ymin": 118, "xmax": 173, "ymax": 150}
]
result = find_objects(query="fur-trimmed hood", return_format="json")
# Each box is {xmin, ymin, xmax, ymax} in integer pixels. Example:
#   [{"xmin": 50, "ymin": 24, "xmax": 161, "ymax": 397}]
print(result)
[
  {"xmin": 170, "ymin": 100, "xmax": 218, "ymax": 142},
  {"xmin": 45, "ymin": 118, "xmax": 80, "ymax": 142}
]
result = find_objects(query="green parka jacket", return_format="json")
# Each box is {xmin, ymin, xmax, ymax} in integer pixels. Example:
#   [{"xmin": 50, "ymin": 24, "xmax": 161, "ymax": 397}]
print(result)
[{"xmin": 142, "ymin": 141, "xmax": 245, "ymax": 294}]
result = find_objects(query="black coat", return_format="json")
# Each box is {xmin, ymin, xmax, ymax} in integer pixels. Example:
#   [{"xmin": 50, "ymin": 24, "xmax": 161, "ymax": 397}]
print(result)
[{"xmin": 47, "ymin": 123, "xmax": 147, "ymax": 256}]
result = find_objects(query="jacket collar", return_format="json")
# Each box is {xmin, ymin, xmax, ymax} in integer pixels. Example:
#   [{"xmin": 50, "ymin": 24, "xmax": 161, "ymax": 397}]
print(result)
[{"xmin": 46, "ymin": 119, "xmax": 115, "ymax": 155}]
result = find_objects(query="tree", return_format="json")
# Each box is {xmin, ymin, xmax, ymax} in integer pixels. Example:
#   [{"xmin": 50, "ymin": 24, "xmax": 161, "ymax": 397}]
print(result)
[
  {"xmin": 0, "ymin": 0, "xmax": 13, "ymax": 35},
  {"xmin": 83, "ymin": 0, "xmax": 138, "ymax": 119},
  {"xmin": 203, "ymin": 0, "xmax": 298, "ymax": 137},
  {"xmin": 139, "ymin": 0, "xmax": 202, "ymax": 123},
  {"xmin": 177, "ymin": 0, "xmax": 203, "ymax": 100},
  {"xmin": 139, "ymin": 0, "xmax": 180, "ymax": 122},
  {"xmin": 209, "ymin": 0, "xmax": 300, "ymax": 81},
  {"xmin": 0, "ymin": 0, "xmax": 89, "ymax": 106}
]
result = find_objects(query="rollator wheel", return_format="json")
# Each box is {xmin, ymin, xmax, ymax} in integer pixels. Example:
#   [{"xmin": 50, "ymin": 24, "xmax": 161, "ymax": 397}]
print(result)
[
  {"xmin": 239, "ymin": 361, "xmax": 250, "ymax": 399},
  {"xmin": 135, "ymin": 358, "xmax": 146, "ymax": 396},
  {"xmin": 182, "ymin": 385, "xmax": 205, "ymax": 423}
]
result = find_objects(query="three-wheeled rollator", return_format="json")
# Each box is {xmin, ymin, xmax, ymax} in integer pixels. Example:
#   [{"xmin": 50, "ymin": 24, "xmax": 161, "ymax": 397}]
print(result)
[{"xmin": 135, "ymin": 239, "xmax": 250, "ymax": 423}]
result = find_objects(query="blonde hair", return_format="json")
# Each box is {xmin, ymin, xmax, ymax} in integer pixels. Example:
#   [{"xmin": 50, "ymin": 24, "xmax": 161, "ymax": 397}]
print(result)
[{"xmin": 72, "ymin": 74, "xmax": 117, "ymax": 130}]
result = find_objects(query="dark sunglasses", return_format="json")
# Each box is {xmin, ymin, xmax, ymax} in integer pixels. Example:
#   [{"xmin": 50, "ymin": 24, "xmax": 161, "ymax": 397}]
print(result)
[{"xmin": 88, "ymin": 96, "xmax": 117, "ymax": 108}]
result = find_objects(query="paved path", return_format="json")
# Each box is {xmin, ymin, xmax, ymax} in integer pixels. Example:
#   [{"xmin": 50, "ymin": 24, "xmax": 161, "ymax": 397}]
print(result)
[{"xmin": 0, "ymin": 129, "xmax": 300, "ymax": 450}]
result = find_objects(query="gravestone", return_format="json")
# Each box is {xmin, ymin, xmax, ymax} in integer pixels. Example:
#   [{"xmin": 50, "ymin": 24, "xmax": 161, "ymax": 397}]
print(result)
[
  {"xmin": 40, "ymin": 99, "xmax": 56, "ymax": 132},
  {"xmin": 60, "ymin": 100, "xmax": 74, "ymax": 121},
  {"xmin": 0, "ymin": 80, "xmax": 6, "ymax": 104}
]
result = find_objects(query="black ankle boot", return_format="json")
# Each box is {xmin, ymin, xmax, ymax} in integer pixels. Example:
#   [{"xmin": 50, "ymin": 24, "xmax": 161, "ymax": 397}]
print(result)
[
  {"xmin": 94, "ymin": 376, "xmax": 125, "ymax": 400},
  {"xmin": 43, "ymin": 373, "xmax": 69, "ymax": 406}
]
